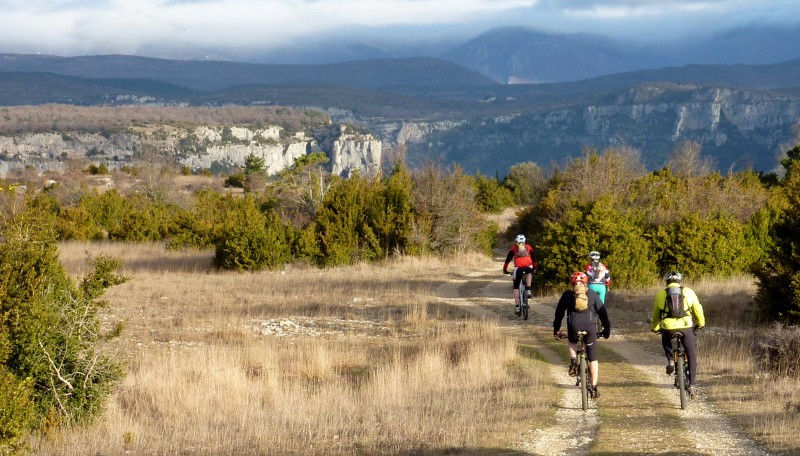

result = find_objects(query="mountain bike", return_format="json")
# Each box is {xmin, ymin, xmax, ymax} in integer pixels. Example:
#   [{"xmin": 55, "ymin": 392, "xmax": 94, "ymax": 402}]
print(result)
[
  {"xmin": 670, "ymin": 332, "xmax": 692, "ymax": 410},
  {"xmin": 505, "ymin": 269, "xmax": 530, "ymax": 320},
  {"xmin": 557, "ymin": 330, "xmax": 591, "ymax": 411}
]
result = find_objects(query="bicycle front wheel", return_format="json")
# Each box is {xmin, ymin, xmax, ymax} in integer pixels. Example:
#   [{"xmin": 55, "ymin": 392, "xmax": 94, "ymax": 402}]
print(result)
[
  {"xmin": 677, "ymin": 353, "xmax": 687, "ymax": 410},
  {"xmin": 579, "ymin": 355, "xmax": 589, "ymax": 411}
]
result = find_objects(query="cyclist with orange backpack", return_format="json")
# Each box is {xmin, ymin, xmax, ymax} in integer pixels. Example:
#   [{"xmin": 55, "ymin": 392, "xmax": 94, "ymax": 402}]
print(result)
[
  {"xmin": 553, "ymin": 271, "xmax": 611, "ymax": 398},
  {"xmin": 502, "ymin": 234, "xmax": 538, "ymax": 316}
]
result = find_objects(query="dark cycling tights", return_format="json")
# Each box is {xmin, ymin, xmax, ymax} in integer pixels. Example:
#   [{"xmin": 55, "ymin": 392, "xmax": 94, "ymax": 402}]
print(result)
[{"xmin": 660, "ymin": 328, "xmax": 697, "ymax": 385}]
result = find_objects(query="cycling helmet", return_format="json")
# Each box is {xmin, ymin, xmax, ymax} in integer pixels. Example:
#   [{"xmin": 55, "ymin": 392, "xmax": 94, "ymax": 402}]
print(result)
[
  {"xmin": 515, "ymin": 234, "xmax": 526, "ymax": 243},
  {"xmin": 589, "ymin": 251, "xmax": 601, "ymax": 260},
  {"xmin": 570, "ymin": 271, "xmax": 589, "ymax": 285},
  {"xmin": 664, "ymin": 270, "xmax": 683, "ymax": 284}
]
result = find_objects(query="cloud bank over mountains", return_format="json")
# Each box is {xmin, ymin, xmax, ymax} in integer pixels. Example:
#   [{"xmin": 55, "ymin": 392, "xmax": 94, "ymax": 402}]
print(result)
[{"xmin": 1, "ymin": 0, "xmax": 799, "ymax": 61}]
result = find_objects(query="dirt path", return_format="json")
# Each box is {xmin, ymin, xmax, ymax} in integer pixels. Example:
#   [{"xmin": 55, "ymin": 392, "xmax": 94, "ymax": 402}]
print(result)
[{"xmin": 437, "ymin": 263, "xmax": 772, "ymax": 456}]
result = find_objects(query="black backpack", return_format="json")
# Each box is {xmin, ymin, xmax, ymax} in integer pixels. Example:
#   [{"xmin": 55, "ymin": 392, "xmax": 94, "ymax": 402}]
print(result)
[{"xmin": 664, "ymin": 286, "xmax": 687, "ymax": 318}]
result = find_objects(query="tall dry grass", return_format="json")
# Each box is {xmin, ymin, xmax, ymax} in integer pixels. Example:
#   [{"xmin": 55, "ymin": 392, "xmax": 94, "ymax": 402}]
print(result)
[{"xmin": 32, "ymin": 242, "xmax": 555, "ymax": 455}]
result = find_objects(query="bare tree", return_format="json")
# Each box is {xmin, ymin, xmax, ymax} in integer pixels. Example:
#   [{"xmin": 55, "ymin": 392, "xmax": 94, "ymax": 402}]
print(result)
[{"xmin": 668, "ymin": 140, "xmax": 715, "ymax": 178}]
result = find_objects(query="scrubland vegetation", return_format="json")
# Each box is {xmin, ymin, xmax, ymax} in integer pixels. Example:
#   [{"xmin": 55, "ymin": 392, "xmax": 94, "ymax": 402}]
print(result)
[
  {"xmin": 0, "ymin": 105, "xmax": 330, "ymax": 134},
  {"xmin": 2, "ymin": 126, "xmax": 800, "ymax": 454}
]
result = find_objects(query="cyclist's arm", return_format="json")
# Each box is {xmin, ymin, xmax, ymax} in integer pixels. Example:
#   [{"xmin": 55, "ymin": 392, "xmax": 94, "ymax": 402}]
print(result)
[
  {"xmin": 685, "ymin": 288, "xmax": 706, "ymax": 327},
  {"xmin": 553, "ymin": 292, "xmax": 568, "ymax": 334},
  {"xmin": 502, "ymin": 250, "xmax": 514, "ymax": 273},
  {"xmin": 529, "ymin": 245, "xmax": 538, "ymax": 270},
  {"xmin": 651, "ymin": 291, "xmax": 666, "ymax": 332}
]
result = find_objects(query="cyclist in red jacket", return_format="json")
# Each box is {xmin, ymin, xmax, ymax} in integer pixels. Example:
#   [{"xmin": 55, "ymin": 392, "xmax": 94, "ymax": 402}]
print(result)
[{"xmin": 502, "ymin": 234, "xmax": 538, "ymax": 316}]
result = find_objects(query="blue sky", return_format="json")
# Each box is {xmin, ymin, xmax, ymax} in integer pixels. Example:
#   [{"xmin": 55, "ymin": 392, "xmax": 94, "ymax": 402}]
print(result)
[{"xmin": 1, "ymin": 0, "xmax": 799, "ymax": 58}]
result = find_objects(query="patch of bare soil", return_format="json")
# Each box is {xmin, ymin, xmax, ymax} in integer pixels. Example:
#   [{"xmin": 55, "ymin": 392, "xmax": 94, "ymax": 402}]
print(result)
[{"xmin": 437, "ymin": 261, "xmax": 773, "ymax": 456}]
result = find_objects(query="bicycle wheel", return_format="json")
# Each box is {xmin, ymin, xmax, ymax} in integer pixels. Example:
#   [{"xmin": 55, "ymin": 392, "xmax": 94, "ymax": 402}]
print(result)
[
  {"xmin": 676, "ymin": 352, "xmax": 687, "ymax": 410},
  {"xmin": 519, "ymin": 282, "xmax": 529, "ymax": 320},
  {"xmin": 579, "ymin": 354, "xmax": 589, "ymax": 411}
]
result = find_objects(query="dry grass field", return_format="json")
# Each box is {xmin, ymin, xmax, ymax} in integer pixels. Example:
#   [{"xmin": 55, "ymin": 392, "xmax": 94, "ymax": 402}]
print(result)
[
  {"xmin": 24, "ymin": 241, "xmax": 800, "ymax": 455},
  {"xmin": 32, "ymin": 242, "xmax": 556, "ymax": 455}
]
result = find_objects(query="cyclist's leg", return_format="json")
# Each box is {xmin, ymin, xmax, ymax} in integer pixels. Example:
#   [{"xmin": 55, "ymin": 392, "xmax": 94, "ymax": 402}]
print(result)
[
  {"xmin": 512, "ymin": 270, "xmax": 521, "ymax": 306},
  {"xmin": 588, "ymin": 283, "xmax": 606, "ymax": 303},
  {"xmin": 681, "ymin": 328, "xmax": 698, "ymax": 385},
  {"xmin": 583, "ymin": 323, "xmax": 600, "ymax": 386},
  {"xmin": 566, "ymin": 325, "xmax": 578, "ymax": 358},
  {"xmin": 523, "ymin": 267, "xmax": 533, "ymax": 289},
  {"xmin": 661, "ymin": 330, "xmax": 674, "ymax": 362}
]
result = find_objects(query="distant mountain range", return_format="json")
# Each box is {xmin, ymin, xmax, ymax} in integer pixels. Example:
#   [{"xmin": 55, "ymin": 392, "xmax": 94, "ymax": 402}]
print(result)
[
  {"xmin": 441, "ymin": 24, "xmax": 800, "ymax": 84},
  {"xmin": 1, "ymin": 23, "xmax": 799, "ymax": 174}
]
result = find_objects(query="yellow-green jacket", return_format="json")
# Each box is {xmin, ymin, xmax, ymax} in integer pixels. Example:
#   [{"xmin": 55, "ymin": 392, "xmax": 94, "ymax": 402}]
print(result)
[{"xmin": 651, "ymin": 283, "xmax": 705, "ymax": 331}]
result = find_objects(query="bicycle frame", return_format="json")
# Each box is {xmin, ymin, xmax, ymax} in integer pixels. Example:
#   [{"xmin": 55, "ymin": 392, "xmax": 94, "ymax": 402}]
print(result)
[{"xmin": 509, "ymin": 268, "xmax": 531, "ymax": 320}]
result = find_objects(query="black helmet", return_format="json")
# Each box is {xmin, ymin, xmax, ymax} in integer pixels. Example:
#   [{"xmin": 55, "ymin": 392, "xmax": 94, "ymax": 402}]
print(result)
[{"xmin": 664, "ymin": 270, "xmax": 683, "ymax": 284}]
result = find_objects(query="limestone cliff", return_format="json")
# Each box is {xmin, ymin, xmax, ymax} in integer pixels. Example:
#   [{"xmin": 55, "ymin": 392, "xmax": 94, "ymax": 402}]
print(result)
[
  {"xmin": 0, "ymin": 123, "xmax": 381, "ymax": 177},
  {"xmin": 365, "ymin": 84, "xmax": 800, "ymax": 173}
]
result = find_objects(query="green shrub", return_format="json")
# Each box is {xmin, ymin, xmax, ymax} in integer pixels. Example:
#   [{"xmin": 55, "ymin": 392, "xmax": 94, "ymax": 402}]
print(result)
[
  {"xmin": 503, "ymin": 161, "xmax": 547, "ymax": 206},
  {"xmin": 0, "ymin": 203, "xmax": 125, "ymax": 437},
  {"xmin": 57, "ymin": 205, "xmax": 104, "ymax": 240},
  {"xmin": 472, "ymin": 173, "xmax": 514, "ymax": 213},
  {"xmin": 754, "ymin": 158, "xmax": 800, "ymax": 322},
  {"xmin": 650, "ymin": 212, "xmax": 759, "ymax": 280},
  {"xmin": 0, "ymin": 369, "xmax": 36, "ymax": 454},
  {"xmin": 212, "ymin": 196, "xmax": 291, "ymax": 271},
  {"xmin": 315, "ymin": 175, "xmax": 379, "ymax": 266},
  {"xmin": 224, "ymin": 173, "xmax": 246, "ymax": 189},
  {"xmin": 534, "ymin": 196, "xmax": 654, "ymax": 289}
]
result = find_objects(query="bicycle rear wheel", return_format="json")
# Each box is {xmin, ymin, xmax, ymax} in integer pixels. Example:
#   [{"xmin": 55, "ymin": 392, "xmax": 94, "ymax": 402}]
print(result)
[
  {"xmin": 520, "ymin": 283, "xmax": 529, "ymax": 320},
  {"xmin": 521, "ymin": 293, "xmax": 529, "ymax": 320},
  {"xmin": 676, "ymin": 353, "xmax": 687, "ymax": 410},
  {"xmin": 579, "ymin": 355, "xmax": 589, "ymax": 411}
]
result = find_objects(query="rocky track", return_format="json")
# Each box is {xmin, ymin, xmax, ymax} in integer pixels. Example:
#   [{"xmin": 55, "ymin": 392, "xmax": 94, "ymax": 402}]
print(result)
[{"xmin": 436, "ymin": 265, "xmax": 772, "ymax": 456}]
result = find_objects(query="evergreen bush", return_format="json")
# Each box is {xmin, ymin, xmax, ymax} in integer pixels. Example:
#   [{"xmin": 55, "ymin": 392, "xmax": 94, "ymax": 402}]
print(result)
[
  {"xmin": 212, "ymin": 196, "xmax": 291, "ymax": 271},
  {"xmin": 753, "ymin": 159, "xmax": 800, "ymax": 322},
  {"xmin": 0, "ymin": 201, "xmax": 125, "ymax": 446}
]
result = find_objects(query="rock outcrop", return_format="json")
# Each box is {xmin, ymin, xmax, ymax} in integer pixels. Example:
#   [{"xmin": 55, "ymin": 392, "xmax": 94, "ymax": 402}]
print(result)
[
  {"xmin": 365, "ymin": 84, "xmax": 800, "ymax": 174},
  {"xmin": 0, "ymin": 123, "xmax": 381, "ymax": 177}
]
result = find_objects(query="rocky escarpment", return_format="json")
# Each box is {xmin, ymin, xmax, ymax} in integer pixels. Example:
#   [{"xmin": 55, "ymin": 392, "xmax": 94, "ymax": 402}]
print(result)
[
  {"xmin": 365, "ymin": 84, "xmax": 800, "ymax": 174},
  {"xmin": 0, "ymin": 123, "xmax": 381, "ymax": 177}
]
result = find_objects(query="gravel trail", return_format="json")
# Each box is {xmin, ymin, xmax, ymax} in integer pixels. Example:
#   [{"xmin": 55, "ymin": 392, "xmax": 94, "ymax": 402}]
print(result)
[{"xmin": 436, "ymin": 264, "xmax": 772, "ymax": 456}]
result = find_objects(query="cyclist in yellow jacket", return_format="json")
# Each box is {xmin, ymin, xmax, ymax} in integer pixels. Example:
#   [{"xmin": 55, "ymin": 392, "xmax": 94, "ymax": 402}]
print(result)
[{"xmin": 651, "ymin": 270, "xmax": 705, "ymax": 397}]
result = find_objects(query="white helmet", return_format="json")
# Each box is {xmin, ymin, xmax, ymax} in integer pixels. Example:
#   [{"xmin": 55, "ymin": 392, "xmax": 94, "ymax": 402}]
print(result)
[
  {"xmin": 589, "ymin": 251, "xmax": 601, "ymax": 260},
  {"xmin": 515, "ymin": 234, "xmax": 526, "ymax": 243},
  {"xmin": 664, "ymin": 270, "xmax": 683, "ymax": 284}
]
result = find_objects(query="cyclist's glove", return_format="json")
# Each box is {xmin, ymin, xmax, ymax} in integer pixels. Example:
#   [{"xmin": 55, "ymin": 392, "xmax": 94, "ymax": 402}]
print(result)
[
  {"xmin": 602, "ymin": 328, "xmax": 610, "ymax": 339},
  {"xmin": 693, "ymin": 325, "xmax": 704, "ymax": 332}
]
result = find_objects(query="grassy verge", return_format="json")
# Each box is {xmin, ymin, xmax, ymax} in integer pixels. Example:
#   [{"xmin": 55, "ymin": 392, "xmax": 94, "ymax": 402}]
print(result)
[{"xmin": 32, "ymin": 242, "xmax": 554, "ymax": 455}]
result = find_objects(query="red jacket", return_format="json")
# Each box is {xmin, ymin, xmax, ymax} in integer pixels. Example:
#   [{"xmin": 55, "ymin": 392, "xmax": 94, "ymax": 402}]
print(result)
[{"xmin": 504, "ymin": 244, "xmax": 538, "ymax": 271}]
